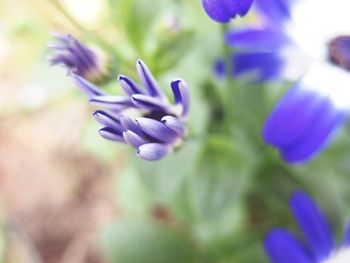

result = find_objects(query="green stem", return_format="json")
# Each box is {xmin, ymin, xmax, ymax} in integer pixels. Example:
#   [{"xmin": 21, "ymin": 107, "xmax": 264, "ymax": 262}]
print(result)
[
  {"xmin": 50, "ymin": 0, "xmax": 86, "ymax": 32},
  {"xmin": 221, "ymin": 23, "xmax": 235, "ymax": 132},
  {"xmin": 49, "ymin": 0, "xmax": 134, "ymax": 71}
]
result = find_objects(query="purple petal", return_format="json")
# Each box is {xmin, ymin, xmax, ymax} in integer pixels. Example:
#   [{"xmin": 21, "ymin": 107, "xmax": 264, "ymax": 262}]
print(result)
[
  {"xmin": 71, "ymin": 38, "xmax": 96, "ymax": 66},
  {"xmin": 99, "ymin": 127, "xmax": 124, "ymax": 142},
  {"xmin": 233, "ymin": 52, "xmax": 284, "ymax": 82},
  {"xmin": 131, "ymin": 94, "xmax": 170, "ymax": 112},
  {"xmin": 53, "ymin": 33, "xmax": 72, "ymax": 43},
  {"xmin": 70, "ymin": 74, "xmax": 105, "ymax": 98},
  {"xmin": 93, "ymin": 111, "xmax": 123, "ymax": 133},
  {"xmin": 50, "ymin": 34, "xmax": 100, "ymax": 80},
  {"xmin": 264, "ymin": 83, "xmax": 346, "ymax": 163},
  {"xmin": 48, "ymin": 44, "xmax": 67, "ymax": 51},
  {"xmin": 161, "ymin": 116, "xmax": 185, "ymax": 136},
  {"xmin": 137, "ymin": 143, "xmax": 169, "ymax": 161},
  {"xmin": 281, "ymin": 111, "xmax": 346, "ymax": 163},
  {"xmin": 90, "ymin": 95, "xmax": 132, "ymax": 110},
  {"xmin": 136, "ymin": 117, "xmax": 178, "ymax": 143},
  {"xmin": 118, "ymin": 75, "xmax": 144, "ymax": 96},
  {"xmin": 280, "ymin": 105, "xmax": 346, "ymax": 163},
  {"xmin": 225, "ymin": 28, "xmax": 289, "ymax": 50},
  {"xmin": 136, "ymin": 60, "xmax": 165, "ymax": 98},
  {"xmin": 290, "ymin": 191, "xmax": 334, "ymax": 261},
  {"xmin": 171, "ymin": 79, "xmax": 190, "ymax": 117},
  {"xmin": 123, "ymin": 130, "xmax": 148, "ymax": 149},
  {"xmin": 201, "ymin": 0, "xmax": 253, "ymax": 23},
  {"xmin": 264, "ymin": 228, "xmax": 312, "ymax": 263},
  {"xmin": 67, "ymin": 45, "xmax": 92, "ymax": 73},
  {"xmin": 120, "ymin": 115, "xmax": 144, "ymax": 136},
  {"xmin": 254, "ymin": 0, "xmax": 295, "ymax": 25},
  {"xmin": 342, "ymin": 221, "xmax": 350, "ymax": 246},
  {"xmin": 50, "ymin": 54, "xmax": 76, "ymax": 68},
  {"xmin": 264, "ymin": 85, "xmax": 329, "ymax": 147}
]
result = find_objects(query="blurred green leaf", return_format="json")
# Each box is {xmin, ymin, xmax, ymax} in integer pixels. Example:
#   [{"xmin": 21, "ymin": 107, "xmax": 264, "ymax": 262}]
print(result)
[
  {"xmin": 152, "ymin": 30, "xmax": 194, "ymax": 73},
  {"xmin": 125, "ymin": 0, "xmax": 156, "ymax": 52},
  {"xmin": 178, "ymin": 136, "xmax": 251, "ymax": 260},
  {"xmin": 116, "ymin": 162, "xmax": 154, "ymax": 214},
  {"xmin": 134, "ymin": 140, "xmax": 202, "ymax": 204},
  {"xmin": 100, "ymin": 218, "xmax": 195, "ymax": 263},
  {"xmin": 189, "ymin": 136, "xmax": 249, "ymax": 221},
  {"xmin": 81, "ymin": 119, "xmax": 121, "ymax": 163}
]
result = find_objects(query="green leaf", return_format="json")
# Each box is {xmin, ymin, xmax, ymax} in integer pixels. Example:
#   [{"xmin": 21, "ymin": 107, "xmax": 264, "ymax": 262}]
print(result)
[
  {"xmin": 123, "ymin": 0, "xmax": 169, "ymax": 53},
  {"xmin": 116, "ymin": 161, "xmax": 154, "ymax": 214},
  {"xmin": 189, "ymin": 136, "xmax": 249, "ymax": 221},
  {"xmin": 134, "ymin": 140, "xmax": 202, "ymax": 204},
  {"xmin": 100, "ymin": 218, "xmax": 195, "ymax": 263},
  {"xmin": 80, "ymin": 119, "xmax": 121, "ymax": 163},
  {"xmin": 180, "ymin": 136, "xmax": 250, "ymax": 255},
  {"xmin": 152, "ymin": 30, "xmax": 194, "ymax": 74}
]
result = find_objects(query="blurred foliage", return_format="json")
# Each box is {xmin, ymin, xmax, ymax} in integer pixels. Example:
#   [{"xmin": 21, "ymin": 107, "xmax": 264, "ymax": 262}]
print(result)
[
  {"xmin": 100, "ymin": 218, "xmax": 195, "ymax": 263},
  {"xmin": 2, "ymin": 0, "xmax": 350, "ymax": 262}
]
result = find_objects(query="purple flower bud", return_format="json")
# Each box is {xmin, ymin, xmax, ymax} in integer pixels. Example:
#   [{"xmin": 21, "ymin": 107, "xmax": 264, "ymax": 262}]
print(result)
[
  {"xmin": 90, "ymin": 95, "xmax": 133, "ymax": 110},
  {"xmin": 120, "ymin": 114, "xmax": 144, "ymax": 136},
  {"xmin": 93, "ymin": 111, "xmax": 124, "ymax": 133},
  {"xmin": 71, "ymin": 60, "xmax": 190, "ymax": 161},
  {"xmin": 49, "ymin": 34, "xmax": 109, "ymax": 83},
  {"xmin": 171, "ymin": 79, "xmax": 190, "ymax": 117},
  {"xmin": 71, "ymin": 74, "xmax": 106, "ymax": 98},
  {"xmin": 131, "ymin": 94, "xmax": 170, "ymax": 112},
  {"xmin": 137, "ymin": 143, "xmax": 170, "ymax": 161},
  {"xmin": 136, "ymin": 117, "xmax": 178, "ymax": 143},
  {"xmin": 99, "ymin": 127, "xmax": 124, "ymax": 142},
  {"xmin": 118, "ymin": 75, "xmax": 144, "ymax": 96},
  {"xmin": 161, "ymin": 116, "xmax": 185, "ymax": 136},
  {"xmin": 136, "ymin": 60, "xmax": 165, "ymax": 99},
  {"xmin": 123, "ymin": 130, "xmax": 149, "ymax": 149}
]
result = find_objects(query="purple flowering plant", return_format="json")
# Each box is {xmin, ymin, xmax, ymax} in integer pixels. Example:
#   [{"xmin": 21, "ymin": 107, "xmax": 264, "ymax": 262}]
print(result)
[
  {"xmin": 265, "ymin": 191, "xmax": 350, "ymax": 263},
  {"xmin": 47, "ymin": 0, "xmax": 350, "ymax": 262},
  {"xmin": 72, "ymin": 59, "xmax": 190, "ymax": 161},
  {"xmin": 49, "ymin": 34, "xmax": 110, "ymax": 84}
]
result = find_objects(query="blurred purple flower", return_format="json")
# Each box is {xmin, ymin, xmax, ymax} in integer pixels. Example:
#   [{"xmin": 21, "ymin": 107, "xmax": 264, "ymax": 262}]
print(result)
[
  {"xmin": 72, "ymin": 60, "xmax": 190, "ymax": 161},
  {"xmin": 201, "ymin": 0, "xmax": 253, "ymax": 23},
  {"xmin": 49, "ymin": 34, "xmax": 108, "ymax": 83},
  {"xmin": 265, "ymin": 191, "xmax": 350, "ymax": 263},
  {"xmin": 225, "ymin": 0, "xmax": 350, "ymax": 163}
]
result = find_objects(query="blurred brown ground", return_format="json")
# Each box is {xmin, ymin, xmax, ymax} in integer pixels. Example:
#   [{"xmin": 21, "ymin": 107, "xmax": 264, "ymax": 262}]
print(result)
[
  {"xmin": 0, "ymin": 0, "xmax": 124, "ymax": 261},
  {"xmin": 0, "ymin": 101, "xmax": 119, "ymax": 263}
]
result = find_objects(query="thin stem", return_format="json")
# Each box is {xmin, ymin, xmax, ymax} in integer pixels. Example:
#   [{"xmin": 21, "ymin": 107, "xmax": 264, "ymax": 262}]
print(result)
[
  {"xmin": 50, "ymin": 0, "xmax": 86, "ymax": 32},
  {"xmin": 49, "ymin": 0, "xmax": 134, "ymax": 71},
  {"xmin": 221, "ymin": 23, "xmax": 235, "ymax": 132},
  {"xmin": 221, "ymin": 23, "xmax": 232, "ymax": 83}
]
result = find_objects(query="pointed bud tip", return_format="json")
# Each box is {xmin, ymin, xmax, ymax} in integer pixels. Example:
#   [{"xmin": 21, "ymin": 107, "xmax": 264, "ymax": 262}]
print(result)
[
  {"xmin": 171, "ymin": 79, "xmax": 188, "ymax": 90},
  {"xmin": 137, "ymin": 143, "xmax": 170, "ymax": 161},
  {"xmin": 67, "ymin": 70, "xmax": 78, "ymax": 78},
  {"xmin": 171, "ymin": 79, "xmax": 182, "ymax": 85},
  {"xmin": 118, "ymin": 75, "xmax": 125, "ymax": 81},
  {"xmin": 137, "ymin": 59, "xmax": 144, "ymax": 66},
  {"xmin": 92, "ymin": 110, "xmax": 104, "ymax": 118}
]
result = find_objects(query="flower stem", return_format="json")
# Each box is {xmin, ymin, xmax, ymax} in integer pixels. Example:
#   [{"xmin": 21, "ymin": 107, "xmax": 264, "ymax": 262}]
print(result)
[
  {"xmin": 49, "ymin": 0, "xmax": 134, "ymax": 71},
  {"xmin": 50, "ymin": 0, "xmax": 86, "ymax": 32},
  {"xmin": 221, "ymin": 23, "xmax": 235, "ymax": 132}
]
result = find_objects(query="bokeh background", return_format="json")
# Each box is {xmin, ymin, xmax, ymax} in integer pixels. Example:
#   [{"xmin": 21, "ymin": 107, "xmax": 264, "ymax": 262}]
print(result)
[
  {"xmin": 2, "ymin": 0, "xmax": 350, "ymax": 262},
  {"xmin": 0, "ymin": 0, "xmax": 120, "ymax": 262}
]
